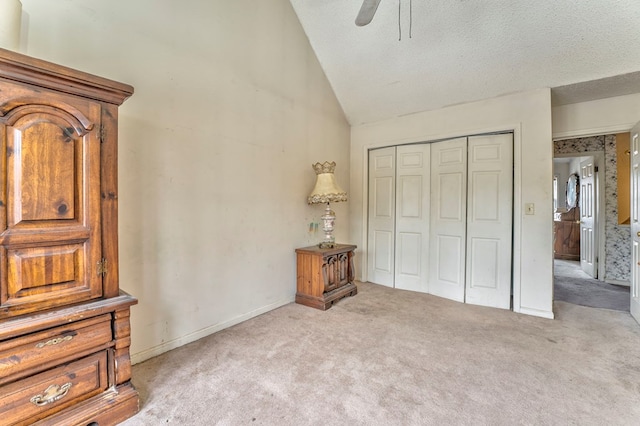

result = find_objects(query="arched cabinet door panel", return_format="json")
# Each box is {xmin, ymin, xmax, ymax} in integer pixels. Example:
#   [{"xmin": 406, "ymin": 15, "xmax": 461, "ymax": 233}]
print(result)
[{"xmin": 0, "ymin": 86, "xmax": 102, "ymax": 318}]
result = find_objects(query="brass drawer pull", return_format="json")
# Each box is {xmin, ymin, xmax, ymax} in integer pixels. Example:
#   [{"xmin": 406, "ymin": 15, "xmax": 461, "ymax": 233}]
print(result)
[
  {"xmin": 30, "ymin": 383, "xmax": 72, "ymax": 406},
  {"xmin": 35, "ymin": 335, "xmax": 73, "ymax": 349}
]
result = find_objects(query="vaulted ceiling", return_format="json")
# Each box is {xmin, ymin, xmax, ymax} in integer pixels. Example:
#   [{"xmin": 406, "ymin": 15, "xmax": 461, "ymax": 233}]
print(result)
[{"xmin": 289, "ymin": 0, "xmax": 640, "ymax": 125}]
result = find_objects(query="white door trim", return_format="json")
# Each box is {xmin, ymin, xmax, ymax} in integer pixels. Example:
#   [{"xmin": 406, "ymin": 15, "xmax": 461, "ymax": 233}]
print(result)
[
  {"xmin": 629, "ymin": 122, "xmax": 640, "ymax": 324},
  {"xmin": 552, "ymin": 124, "xmax": 637, "ymax": 141}
]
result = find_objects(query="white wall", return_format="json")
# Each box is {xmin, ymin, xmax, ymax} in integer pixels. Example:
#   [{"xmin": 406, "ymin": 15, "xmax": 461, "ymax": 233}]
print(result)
[
  {"xmin": 552, "ymin": 93, "xmax": 640, "ymax": 139},
  {"xmin": 19, "ymin": 0, "xmax": 350, "ymax": 362},
  {"xmin": 351, "ymin": 89, "xmax": 554, "ymax": 319},
  {"xmin": 569, "ymin": 157, "xmax": 584, "ymax": 176}
]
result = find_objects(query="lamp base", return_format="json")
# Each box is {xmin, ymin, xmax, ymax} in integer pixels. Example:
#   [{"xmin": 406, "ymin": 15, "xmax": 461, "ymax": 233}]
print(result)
[
  {"xmin": 319, "ymin": 203, "xmax": 336, "ymax": 248},
  {"xmin": 318, "ymin": 241, "xmax": 336, "ymax": 249}
]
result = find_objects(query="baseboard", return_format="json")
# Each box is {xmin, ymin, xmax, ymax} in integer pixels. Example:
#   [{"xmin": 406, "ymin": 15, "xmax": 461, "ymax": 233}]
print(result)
[
  {"xmin": 517, "ymin": 306, "xmax": 555, "ymax": 319},
  {"xmin": 605, "ymin": 279, "xmax": 630, "ymax": 287},
  {"xmin": 130, "ymin": 296, "xmax": 294, "ymax": 364}
]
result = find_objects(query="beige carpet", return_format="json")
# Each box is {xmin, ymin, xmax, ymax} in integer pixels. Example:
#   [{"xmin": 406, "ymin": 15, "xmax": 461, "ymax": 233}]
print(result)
[{"xmin": 122, "ymin": 282, "xmax": 640, "ymax": 425}]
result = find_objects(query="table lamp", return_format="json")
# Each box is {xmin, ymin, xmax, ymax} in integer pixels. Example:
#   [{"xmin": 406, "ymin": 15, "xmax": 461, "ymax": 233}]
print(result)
[{"xmin": 308, "ymin": 161, "xmax": 347, "ymax": 248}]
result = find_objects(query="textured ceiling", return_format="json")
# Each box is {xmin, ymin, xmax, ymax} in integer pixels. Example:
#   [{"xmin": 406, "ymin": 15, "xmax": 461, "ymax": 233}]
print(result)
[{"xmin": 289, "ymin": 0, "xmax": 640, "ymax": 125}]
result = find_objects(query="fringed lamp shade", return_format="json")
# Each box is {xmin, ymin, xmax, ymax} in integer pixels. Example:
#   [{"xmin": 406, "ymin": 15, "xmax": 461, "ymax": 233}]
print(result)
[
  {"xmin": 308, "ymin": 161, "xmax": 347, "ymax": 248},
  {"xmin": 307, "ymin": 161, "xmax": 347, "ymax": 204}
]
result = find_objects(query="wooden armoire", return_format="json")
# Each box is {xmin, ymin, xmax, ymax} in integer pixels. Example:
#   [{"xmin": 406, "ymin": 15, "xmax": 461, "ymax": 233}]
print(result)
[{"xmin": 0, "ymin": 49, "xmax": 138, "ymax": 425}]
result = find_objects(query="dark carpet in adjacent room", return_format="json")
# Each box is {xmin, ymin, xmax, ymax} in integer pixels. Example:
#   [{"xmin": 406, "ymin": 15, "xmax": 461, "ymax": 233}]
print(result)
[{"xmin": 554, "ymin": 259, "xmax": 630, "ymax": 311}]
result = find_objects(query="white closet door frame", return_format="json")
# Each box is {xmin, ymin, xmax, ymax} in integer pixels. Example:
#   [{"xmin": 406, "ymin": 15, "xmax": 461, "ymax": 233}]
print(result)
[
  {"xmin": 465, "ymin": 134, "xmax": 513, "ymax": 309},
  {"xmin": 367, "ymin": 147, "xmax": 396, "ymax": 287},
  {"xmin": 429, "ymin": 137, "xmax": 468, "ymax": 302},
  {"xmin": 395, "ymin": 144, "xmax": 431, "ymax": 292},
  {"xmin": 630, "ymin": 122, "xmax": 640, "ymax": 324}
]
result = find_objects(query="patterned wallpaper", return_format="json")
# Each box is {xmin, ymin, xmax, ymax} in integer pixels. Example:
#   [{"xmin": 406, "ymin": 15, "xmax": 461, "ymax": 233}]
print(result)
[
  {"xmin": 554, "ymin": 136, "xmax": 605, "ymax": 154},
  {"xmin": 554, "ymin": 135, "xmax": 630, "ymax": 283}
]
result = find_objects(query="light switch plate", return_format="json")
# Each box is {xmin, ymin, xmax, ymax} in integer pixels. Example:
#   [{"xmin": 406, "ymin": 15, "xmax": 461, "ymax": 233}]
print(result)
[{"xmin": 525, "ymin": 203, "xmax": 535, "ymax": 215}]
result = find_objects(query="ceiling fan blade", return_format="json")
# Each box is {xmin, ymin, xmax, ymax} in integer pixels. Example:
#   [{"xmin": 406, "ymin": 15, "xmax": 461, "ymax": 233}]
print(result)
[{"xmin": 355, "ymin": 0, "xmax": 382, "ymax": 26}]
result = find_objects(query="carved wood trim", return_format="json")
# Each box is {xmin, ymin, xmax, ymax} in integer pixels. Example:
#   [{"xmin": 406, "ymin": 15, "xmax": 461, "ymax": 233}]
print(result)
[
  {"xmin": 0, "ymin": 48, "xmax": 133, "ymax": 106},
  {"xmin": 0, "ymin": 100, "xmax": 95, "ymax": 132},
  {"xmin": 113, "ymin": 308, "xmax": 133, "ymax": 385}
]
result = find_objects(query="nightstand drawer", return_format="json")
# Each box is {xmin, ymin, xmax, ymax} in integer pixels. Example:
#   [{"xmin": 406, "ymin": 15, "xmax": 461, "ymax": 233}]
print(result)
[
  {"xmin": 0, "ymin": 315, "xmax": 112, "ymax": 386},
  {"xmin": 0, "ymin": 351, "xmax": 109, "ymax": 426}
]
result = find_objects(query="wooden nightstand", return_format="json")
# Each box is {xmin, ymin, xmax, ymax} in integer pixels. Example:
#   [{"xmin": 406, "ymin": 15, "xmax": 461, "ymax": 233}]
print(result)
[{"xmin": 295, "ymin": 244, "xmax": 357, "ymax": 310}]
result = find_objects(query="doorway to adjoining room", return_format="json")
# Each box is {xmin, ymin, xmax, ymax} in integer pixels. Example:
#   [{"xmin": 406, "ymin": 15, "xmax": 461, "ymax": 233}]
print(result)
[{"xmin": 552, "ymin": 135, "xmax": 631, "ymax": 312}]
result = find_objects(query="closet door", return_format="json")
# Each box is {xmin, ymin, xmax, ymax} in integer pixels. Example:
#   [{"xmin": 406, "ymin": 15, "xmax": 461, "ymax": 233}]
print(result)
[
  {"xmin": 394, "ymin": 144, "xmax": 430, "ymax": 292},
  {"xmin": 429, "ymin": 138, "xmax": 467, "ymax": 302},
  {"xmin": 367, "ymin": 147, "xmax": 396, "ymax": 287},
  {"xmin": 465, "ymin": 134, "xmax": 513, "ymax": 309}
]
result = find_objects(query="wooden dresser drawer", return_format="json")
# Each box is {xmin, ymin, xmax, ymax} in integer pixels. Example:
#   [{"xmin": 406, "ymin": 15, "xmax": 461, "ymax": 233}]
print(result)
[
  {"xmin": 0, "ymin": 315, "xmax": 112, "ymax": 386},
  {"xmin": 0, "ymin": 351, "xmax": 109, "ymax": 426}
]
